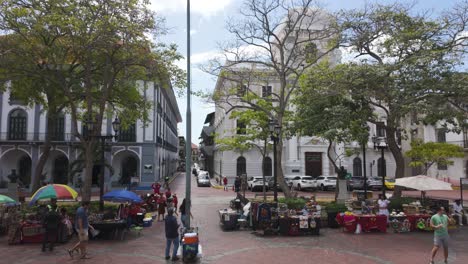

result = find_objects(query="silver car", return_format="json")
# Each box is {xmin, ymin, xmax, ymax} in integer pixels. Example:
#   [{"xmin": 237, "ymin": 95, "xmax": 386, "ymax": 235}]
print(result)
[
  {"xmin": 197, "ymin": 172, "xmax": 210, "ymax": 187},
  {"xmin": 367, "ymin": 177, "xmax": 383, "ymax": 190}
]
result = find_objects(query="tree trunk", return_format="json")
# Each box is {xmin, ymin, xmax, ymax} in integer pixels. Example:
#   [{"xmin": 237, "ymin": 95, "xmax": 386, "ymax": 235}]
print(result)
[
  {"xmin": 386, "ymin": 126, "xmax": 405, "ymax": 198},
  {"xmin": 277, "ymin": 138, "xmax": 291, "ymax": 198},
  {"xmin": 326, "ymin": 141, "xmax": 341, "ymax": 201},
  {"xmin": 261, "ymin": 141, "xmax": 267, "ymax": 202},
  {"xmin": 31, "ymin": 113, "xmax": 55, "ymax": 192},
  {"xmin": 81, "ymin": 143, "xmax": 94, "ymax": 202}
]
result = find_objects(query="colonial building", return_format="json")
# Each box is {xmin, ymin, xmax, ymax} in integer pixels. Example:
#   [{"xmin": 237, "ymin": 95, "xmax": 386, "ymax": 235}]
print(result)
[{"xmin": 0, "ymin": 81, "xmax": 181, "ymax": 190}]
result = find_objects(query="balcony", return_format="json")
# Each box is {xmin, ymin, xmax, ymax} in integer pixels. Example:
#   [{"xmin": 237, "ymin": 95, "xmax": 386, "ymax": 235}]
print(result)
[
  {"xmin": 0, "ymin": 132, "xmax": 73, "ymax": 142},
  {"xmin": 448, "ymin": 140, "xmax": 468, "ymax": 150}
]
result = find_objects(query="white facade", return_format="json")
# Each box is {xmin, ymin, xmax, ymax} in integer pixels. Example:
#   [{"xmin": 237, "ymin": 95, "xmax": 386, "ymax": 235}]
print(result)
[{"xmin": 0, "ymin": 81, "xmax": 181, "ymax": 190}]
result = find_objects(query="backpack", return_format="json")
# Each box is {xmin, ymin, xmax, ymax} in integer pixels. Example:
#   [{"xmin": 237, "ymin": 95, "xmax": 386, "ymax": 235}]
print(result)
[{"xmin": 44, "ymin": 210, "xmax": 61, "ymax": 229}]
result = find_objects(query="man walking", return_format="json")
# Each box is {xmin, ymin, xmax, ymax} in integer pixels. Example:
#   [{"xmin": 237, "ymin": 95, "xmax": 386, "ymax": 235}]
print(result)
[
  {"xmin": 223, "ymin": 177, "xmax": 228, "ymax": 191},
  {"xmin": 164, "ymin": 207, "xmax": 180, "ymax": 261},
  {"xmin": 429, "ymin": 207, "xmax": 449, "ymax": 264},
  {"xmin": 42, "ymin": 204, "xmax": 60, "ymax": 252},
  {"xmin": 68, "ymin": 201, "xmax": 91, "ymax": 259}
]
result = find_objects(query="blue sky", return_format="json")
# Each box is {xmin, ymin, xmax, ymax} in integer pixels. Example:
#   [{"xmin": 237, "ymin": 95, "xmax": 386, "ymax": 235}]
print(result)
[{"xmin": 149, "ymin": 0, "xmax": 460, "ymax": 145}]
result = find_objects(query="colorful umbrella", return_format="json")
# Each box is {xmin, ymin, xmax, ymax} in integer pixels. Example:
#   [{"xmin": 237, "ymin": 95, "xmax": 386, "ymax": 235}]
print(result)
[
  {"xmin": 29, "ymin": 184, "xmax": 78, "ymax": 205},
  {"xmin": 102, "ymin": 190, "xmax": 143, "ymax": 203},
  {"xmin": 0, "ymin": 194, "xmax": 17, "ymax": 205}
]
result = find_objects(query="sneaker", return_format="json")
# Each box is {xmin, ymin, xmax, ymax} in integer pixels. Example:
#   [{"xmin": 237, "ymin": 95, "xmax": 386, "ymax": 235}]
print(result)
[
  {"xmin": 165, "ymin": 256, "xmax": 170, "ymax": 260},
  {"xmin": 172, "ymin": 256, "xmax": 180, "ymax": 261},
  {"xmin": 67, "ymin": 249, "xmax": 74, "ymax": 258}
]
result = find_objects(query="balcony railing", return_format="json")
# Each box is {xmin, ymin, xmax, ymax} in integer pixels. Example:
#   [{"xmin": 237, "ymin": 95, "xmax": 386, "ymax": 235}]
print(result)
[
  {"xmin": 449, "ymin": 140, "xmax": 468, "ymax": 149},
  {"xmin": 0, "ymin": 132, "xmax": 74, "ymax": 142}
]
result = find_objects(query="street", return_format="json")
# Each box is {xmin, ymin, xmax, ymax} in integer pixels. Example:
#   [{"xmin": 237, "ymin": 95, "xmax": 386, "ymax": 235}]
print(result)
[{"xmin": 1, "ymin": 173, "xmax": 467, "ymax": 264}]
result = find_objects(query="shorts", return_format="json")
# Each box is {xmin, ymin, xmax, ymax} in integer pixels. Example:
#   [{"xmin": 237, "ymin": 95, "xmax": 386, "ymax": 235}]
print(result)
[
  {"xmin": 78, "ymin": 229, "xmax": 89, "ymax": 242},
  {"xmin": 434, "ymin": 235, "xmax": 449, "ymax": 247}
]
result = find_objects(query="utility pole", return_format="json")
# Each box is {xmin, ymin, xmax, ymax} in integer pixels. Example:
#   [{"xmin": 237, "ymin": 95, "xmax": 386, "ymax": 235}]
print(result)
[{"xmin": 184, "ymin": 0, "xmax": 192, "ymax": 229}]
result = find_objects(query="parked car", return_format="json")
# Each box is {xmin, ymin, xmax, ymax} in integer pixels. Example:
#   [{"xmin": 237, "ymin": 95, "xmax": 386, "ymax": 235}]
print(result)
[
  {"xmin": 267, "ymin": 178, "xmax": 289, "ymax": 191},
  {"xmin": 247, "ymin": 176, "xmax": 269, "ymax": 191},
  {"xmin": 284, "ymin": 175, "xmax": 299, "ymax": 186},
  {"xmin": 384, "ymin": 178, "xmax": 395, "ymax": 190},
  {"xmin": 367, "ymin": 177, "xmax": 383, "ymax": 190},
  {"xmin": 197, "ymin": 172, "xmax": 210, "ymax": 187},
  {"xmin": 290, "ymin": 176, "xmax": 316, "ymax": 191},
  {"xmin": 314, "ymin": 176, "xmax": 337, "ymax": 191},
  {"xmin": 347, "ymin": 176, "xmax": 365, "ymax": 191}
]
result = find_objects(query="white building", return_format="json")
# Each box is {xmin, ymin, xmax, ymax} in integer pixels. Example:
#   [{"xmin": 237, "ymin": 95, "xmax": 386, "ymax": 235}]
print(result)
[{"xmin": 0, "ymin": 81, "xmax": 181, "ymax": 190}]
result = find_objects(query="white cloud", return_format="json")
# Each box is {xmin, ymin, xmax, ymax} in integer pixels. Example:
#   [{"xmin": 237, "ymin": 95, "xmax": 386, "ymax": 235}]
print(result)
[{"xmin": 150, "ymin": 0, "xmax": 233, "ymax": 17}]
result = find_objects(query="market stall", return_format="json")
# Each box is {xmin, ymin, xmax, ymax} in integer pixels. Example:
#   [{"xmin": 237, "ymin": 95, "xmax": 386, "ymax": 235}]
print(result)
[{"xmin": 336, "ymin": 212, "xmax": 387, "ymax": 233}]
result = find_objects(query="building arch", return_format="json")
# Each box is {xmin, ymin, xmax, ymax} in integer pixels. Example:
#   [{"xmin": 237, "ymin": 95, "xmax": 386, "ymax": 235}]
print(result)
[
  {"xmin": 236, "ymin": 156, "xmax": 246, "ymax": 176},
  {"xmin": 111, "ymin": 150, "xmax": 140, "ymax": 186},
  {"xmin": 353, "ymin": 157, "xmax": 362, "ymax": 177},
  {"xmin": 8, "ymin": 108, "xmax": 28, "ymax": 140},
  {"xmin": 263, "ymin": 157, "xmax": 272, "ymax": 176}
]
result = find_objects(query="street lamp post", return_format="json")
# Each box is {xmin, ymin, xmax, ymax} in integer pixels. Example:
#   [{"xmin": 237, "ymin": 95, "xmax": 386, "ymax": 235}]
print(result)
[
  {"xmin": 372, "ymin": 136, "xmax": 388, "ymax": 197},
  {"xmin": 362, "ymin": 141, "xmax": 368, "ymax": 199},
  {"xmin": 268, "ymin": 120, "xmax": 281, "ymax": 202},
  {"xmin": 86, "ymin": 117, "xmax": 121, "ymax": 212}
]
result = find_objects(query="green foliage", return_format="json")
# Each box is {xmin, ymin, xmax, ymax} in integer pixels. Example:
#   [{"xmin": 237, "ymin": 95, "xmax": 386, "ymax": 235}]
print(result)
[
  {"xmin": 388, "ymin": 197, "xmax": 418, "ymax": 211},
  {"xmin": 324, "ymin": 202, "xmax": 348, "ymax": 213},
  {"xmin": 278, "ymin": 197, "xmax": 306, "ymax": 210},
  {"xmin": 405, "ymin": 140, "xmax": 464, "ymax": 174}
]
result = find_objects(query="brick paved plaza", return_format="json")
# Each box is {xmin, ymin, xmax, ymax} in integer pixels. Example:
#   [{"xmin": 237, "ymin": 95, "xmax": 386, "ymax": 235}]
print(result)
[{"xmin": 1, "ymin": 174, "xmax": 467, "ymax": 264}]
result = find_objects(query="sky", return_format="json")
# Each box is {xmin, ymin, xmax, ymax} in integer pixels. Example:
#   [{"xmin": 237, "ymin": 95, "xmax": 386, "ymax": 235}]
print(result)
[{"xmin": 148, "ymin": 0, "xmax": 461, "ymax": 145}]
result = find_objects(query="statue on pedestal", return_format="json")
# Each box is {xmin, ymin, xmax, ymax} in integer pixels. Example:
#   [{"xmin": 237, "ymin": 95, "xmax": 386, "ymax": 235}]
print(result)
[{"xmin": 7, "ymin": 170, "xmax": 18, "ymax": 183}]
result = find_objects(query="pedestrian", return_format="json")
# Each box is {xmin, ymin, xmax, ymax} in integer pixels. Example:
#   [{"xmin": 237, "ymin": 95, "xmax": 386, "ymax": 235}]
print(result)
[
  {"xmin": 452, "ymin": 199, "xmax": 464, "ymax": 226},
  {"xmin": 164, "ymin": 207, "xmax": 180, "ymax": 261},
  {"xmin": 165, "ymin": 187, "xmax": 172, "ymax": 199},
  {"xmin": 223, "ymin": 177, "xmax": 228, "ymax": 191},
  {"xmin": 429, "ymin": 207, "xmax": 449, "ymax": 264},
  {"xmin": 377, "ymin": 194, "xmax": 390, "ymax": 222},
  {"xmin": 68, "ymin": 201, "xmax": 93, "ymax": 259},
  {"xmin": 234, "ymin": 177, "xmax": 240, "ymax": 193},
  {"xmin": 179, "ymin": 198, "xmax": 194, "ymax": 229},
  {"xmin": 173, "ymin": 194, "xmax": 178, "ymax": 209},
  {"xmin": 164, "ymin": 175, "xmax": 170, "ymax": 189},
  {"xmin": 157, "ymin": 195, "xmax": 167, "ymax": 221},
  {"xmin": 42, "ymin": 204, "xmax": 60, "ymax": 252},
  {"xmin": 151, "ymin": 181, "xmax": 161, "ymax": 195}
]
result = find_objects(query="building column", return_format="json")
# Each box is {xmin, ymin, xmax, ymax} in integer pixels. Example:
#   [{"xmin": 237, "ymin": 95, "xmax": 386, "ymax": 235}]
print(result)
[{"xmin": 30, "ymin": 145, "xmax": 39, "ymax": 191}]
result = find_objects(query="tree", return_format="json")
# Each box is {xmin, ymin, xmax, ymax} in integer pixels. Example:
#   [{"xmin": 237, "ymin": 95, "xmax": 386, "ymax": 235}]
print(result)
[
  {"xmin": 207, "ymin": 0, "xmax": 340, "ymax": 197},
  {"xmin": 294, "ymin": 61, "xmax": 372, "ymax": 200},
  {"xmin": 405, "ymin": 140, "xmax": 464, "ymax": 175},
  {"xmin": 337, "ymin": 2, "xmax": 468, "ymax": 197},
  {"xmin": 215, "ymin": 101, "xmax": 273, "ymax": 200},
  {"xmin": 0, "ymin": 0, "xmax": 184, "ymax": 201}
]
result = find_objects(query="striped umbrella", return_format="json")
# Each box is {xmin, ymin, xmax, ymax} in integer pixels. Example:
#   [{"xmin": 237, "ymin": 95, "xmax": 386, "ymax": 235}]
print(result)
[
  {"xmin": 29, "ymin": 184, "xmax": 78, "ymax": 205},
  {"xmin": 0, "ymin": 194, "xmax": 17, "ymax": 205}
]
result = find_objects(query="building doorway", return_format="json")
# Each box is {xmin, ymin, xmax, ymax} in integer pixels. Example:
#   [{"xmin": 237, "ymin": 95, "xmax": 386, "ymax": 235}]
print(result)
[
  {"xmin": 53, "ymin": 156, "xmax": 69, "ymax": 184},
  {"xmin": 305, "ymin": 152, "xmax": 322, "ymax": 177},
  {"xmin": 18, "ymin": 155, "xmax": 32, "ymax": 187},
  {"xmin": 121, "ymin": 156, "xmax": 138, "ymax": 185}
]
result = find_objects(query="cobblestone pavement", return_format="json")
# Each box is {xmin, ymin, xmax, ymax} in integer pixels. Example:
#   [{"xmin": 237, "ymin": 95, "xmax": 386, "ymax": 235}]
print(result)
[{"xmin": 1, "ymin": 173, "xmax": 467, "ymax": 264}]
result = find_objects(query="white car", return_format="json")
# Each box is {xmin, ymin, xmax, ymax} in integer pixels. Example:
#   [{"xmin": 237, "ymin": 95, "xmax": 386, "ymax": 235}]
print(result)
[
  {"xmin": 314, "ymin": 176, "xmax": 337, "ymax": 191},
  {"xmin": 197, "ymin": 171, "xmax": 210, "ymax": 187},
  {"xmin": 247, "ymin": 176, "xmax": 269, "ymax": 191},
  {"xmin": 290, "ymin": 175, "xmax": 316, "ymax": 191}
]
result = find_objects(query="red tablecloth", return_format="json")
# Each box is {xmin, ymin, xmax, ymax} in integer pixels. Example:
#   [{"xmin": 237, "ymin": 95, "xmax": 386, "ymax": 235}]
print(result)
[
  {"xmin": 336, "ymin": 214, "xmax": 387, "ymax": 233},
  {"xmin": 21, "ymin": 223, "xmax": 44, "ymax": 243}
]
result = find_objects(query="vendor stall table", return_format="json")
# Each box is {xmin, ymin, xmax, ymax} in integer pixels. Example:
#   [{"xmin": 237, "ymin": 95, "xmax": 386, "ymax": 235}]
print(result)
[
  {"xmin": 20, "ymin": 222, "xmax": 44, "ymax": 243},
  {"xmin": 406, "ymin": 214, "xmax": 432, "ymax": 231},
  {"xmin": 389, "ymin": 215, "xmax": 411, "ymax": 233},
  {"xmin": 278, "ymin": 215, "xmax": 320, "ymax": 236},
  {"xmin": 218, "ymin": 209, "xmax": 240, "ymax": 231},
  {"xmin": 336, "ymin": 214, "xmax": 387, "ymax": 233},
  {"xmin": 90, "ymin": 220, "xmax": 127, "ymax": 240}
]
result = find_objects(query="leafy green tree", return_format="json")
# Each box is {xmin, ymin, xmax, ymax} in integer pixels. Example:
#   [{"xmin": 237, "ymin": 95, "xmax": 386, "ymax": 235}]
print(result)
[
  {"xmin": 294, "ymin": 61, "xmax": 372, "ymax": 200},
  {"xmin": 336, "ymin": 2, "xmax": 468, "ymax": 197},
  {"xmin": 207, "ymin": 0, "xmax": 340, "ymax": 197},
  {"xmin": 405, "ymin": 140, "xmax": 464, "ymax": 175},
  {"xmin": 0, "ymin": 0, "xmax": 184, "ymax": 201}
]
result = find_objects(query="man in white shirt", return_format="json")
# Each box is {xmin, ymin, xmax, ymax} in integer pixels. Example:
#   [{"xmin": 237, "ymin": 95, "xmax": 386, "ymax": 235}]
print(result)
[{"xmin": 452, "ymin": 200, "xmax": 464, "ymax": 226}]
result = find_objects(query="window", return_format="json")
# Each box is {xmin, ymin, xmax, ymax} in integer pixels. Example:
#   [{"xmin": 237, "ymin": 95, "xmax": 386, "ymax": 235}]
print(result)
[
  {"xmin": 353, "ymin": 157, "xmax": 362, "ymax": 177},
  {"xmin": 8, "ymin": 109, "xmax": 27, "ymax": 140},
  {"xmin": 119, "ymin": 123, "xmax": 136, "ymax": 142},
  {"xmin": 437, "ymin": 129, "xmax": 446, "ymax": 143},
  {"xmin": 237, "ymin": 85, "xmax": 247, "ymax": 97},
  {"xmin": 376, "ymin": 122, "xmax": 386, "ymax": 137},
  {"xmin": 8, "ymin": 93, "xmax": 26, "ymax": 105},
  {"xmin": 437, "ymin": 163, "xmax": 448, "ymax": 170},
  {"xmin": 236, "ymin": 156, "xmax": 246, "ymax": 176},
  {"xmin": 377, "ymin": 158, "xmax": 386, "ymax": 177},
  {"xmin": 262, "ymin": 86, "xmax": 272, "ymax": 97},
  {"xmin": 236, "ymin": 120, "xmax": 246, "ymax": 135},
  {"xmin": 263, "ymin": 157, "xmax": 272, "ymax": 176},
  {"xmin": 49, "ymin": 113, "xmax": 65, "ymax": 141}
]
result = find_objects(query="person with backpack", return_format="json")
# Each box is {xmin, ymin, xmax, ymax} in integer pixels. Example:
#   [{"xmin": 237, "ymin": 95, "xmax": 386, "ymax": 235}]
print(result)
[{"xmin": 42, "ymin": 204, "xmax": 60, "ymax": 252}]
